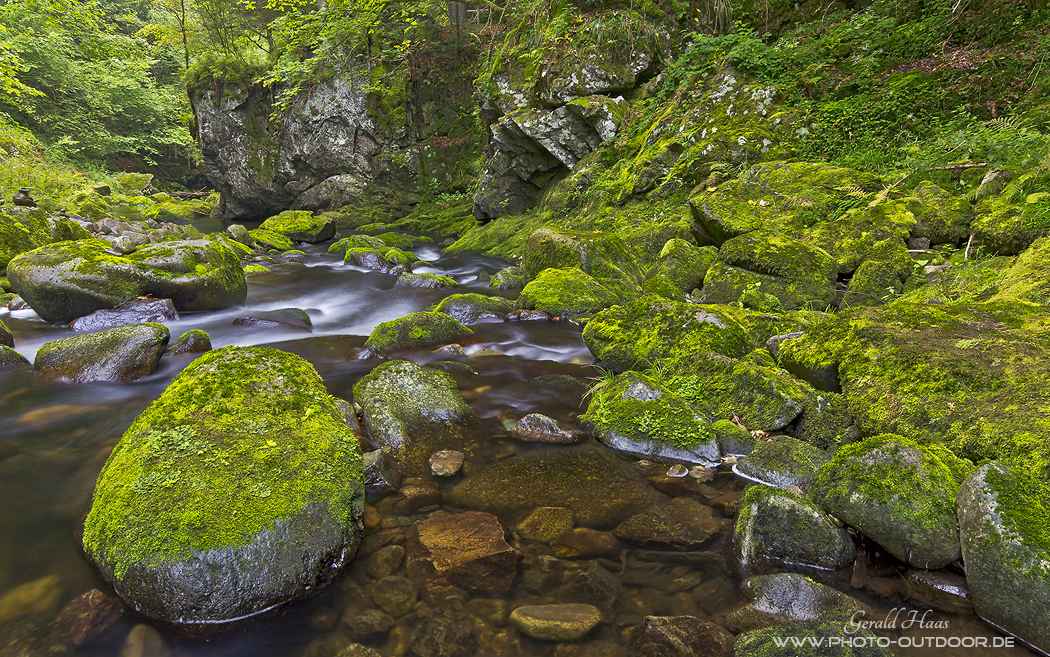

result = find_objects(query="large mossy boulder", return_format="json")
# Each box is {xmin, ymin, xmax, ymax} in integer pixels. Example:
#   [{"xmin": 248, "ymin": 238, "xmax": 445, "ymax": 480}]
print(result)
[
  {"xmin": 810, "ymin": 434, "xmax": 974, "ymax": 569},
  {"xmin": 353, "ymin": 360, "xmax": 480, "ymax": 475},
  {"xmin": 521, "ymin": 228, "xmax": 642, "ymax": 282},
  {"xmin": 958, "ymin": 463, "xmax": 1050, "ymax": 653},
  {"xmin": 7, "ymin": 239, "xmax": 247, "ymax": 323},
  {"xmin": 363, "ymin": 312, "xmax": 473, "ymax": 357},
  {"xmin": 581, "ymin": 372, "xmax": 720, "ymax": 466},
  {"xmin": 259, "ymin": 210, "xmax": 335, "ymax": 243},
  {"xmin": 0, "ymin": 207, "xmax": 55, "ymax": 272},
  {"xmin": 703, "ymin": 231, "xmax": 837, "ymax": 310},
  {"xmin": 735, "ymin": 435, "xmax": 830, "ymax": 491},
  {"xmin": 432, "ymin": 293, "xmax": 515, "ymax": 324},
  {"xmin": 905, "ymin": 181, "xmax": 973, "ymax": 246},
  {"xmin": 734, "ymin": 485, "xmax": 854, "ymax": 577},
  {"xmin": 518, "ymin": 267, "xmax": 623, "ymax": 317},
  {"xmin": 582, "ymin": 296, "xmax": 751, "ymax": 371},
  {"xmin": 991, "ymin": 236, "xmax": 1050, "ymax": 305},
  {"xmin": 35, "ymin": 323, "xmax": 170, "ymax": 382},
  {"xmin": 448, "ymin": 449, "xmax": 664, "ymax": 529},
  {"xmin": 972, "ymin": 178, "xmax": 1050, "ymax": 255},
  {"xmin": 802, "ymin": 202, "xmax": 915, "ymax": 274},
  {"xmin": 82, "ymin": 347, "xmax": 364, "ymax": 632},
  {"xmin": 646, "ymin": 238, "xmax": 717, "ymax": 295}
]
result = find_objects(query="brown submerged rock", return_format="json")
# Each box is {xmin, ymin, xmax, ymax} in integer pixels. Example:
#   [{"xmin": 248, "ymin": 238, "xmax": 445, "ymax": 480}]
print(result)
[
  {"xmin": 629, "ymin": 615, "xmax": 734, "ymax": 657},
  {"xmin": 55, "ymin": 589, "xmax": 122, "ymax": 646},
  {"xmin": 406, "ymin": 511, "xmax": 521, "ymax": 593},
  {"xmin": 613, "ymin": 498, "xmax": 722, "ymax": 550}
]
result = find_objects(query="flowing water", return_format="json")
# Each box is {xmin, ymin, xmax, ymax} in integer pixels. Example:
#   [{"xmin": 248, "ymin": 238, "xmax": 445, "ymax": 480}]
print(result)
[{"xmin": 0, "ymin": 223, "xmax": 1034, "ymax": 656}]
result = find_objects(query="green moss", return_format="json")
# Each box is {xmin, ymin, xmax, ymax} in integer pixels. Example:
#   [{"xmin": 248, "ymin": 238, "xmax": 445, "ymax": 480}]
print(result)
[
  {"xmin": 521, "ymin": 227, "xmax": 643, "ymax": 283},
  {"xmin": 82, "ymin": 347, "xmax": 363, "ymax": 578},
  {"xmin": 841, "ymin": 240, "xmax": 915, "ymax": 309},
  {"xmin": 985, "ymin": 463, "xmax": 1050, "ymax": 577},
  {"xmin": 583, "ymin": 295, "xmax": 752, "ymax": 371},
  {"xmin": 243, "ymin": 264, "xmax": 270, "ymax": 275},
  {"xmin": 648, "ymin": 238, "xmax": 717, "ymax": 295},
  {"xmin": 431, "ymin": 294, "xmax": 516, "ymax": 324},
  {"xmin": 906, "ymin": 181, "xmax": 974, "ymax": 245},
  {"xmin": 489, "ymin": 266, "xmax": 526, "ymax": 290},
  {"xmin": 329, "ymin": 235, "xmax": 386, "ymax": 254},
  {"xmin": 641, "ymin": 273, "xmax": 687, "ymax": 301},
  {"xmin": 519, "ymin": 267, "xmax": 623, "ymax": 317},
  {"xmin": 0, "ymin": 207, "xmax": 55, "ymax": 273},
  {"xmin": 249, "ymin": 229, "xmax": 294, "ymax": 250},
  {"xmin": 364, "ymin": 311, "xmax": 473, "ymax": 356},
  {"xmin": 992, "ymin": 237, "xmax": 1050, "ymax": 305},
  {"xmin": 972, "ymin": 175, "xmax": 1050, "ymax": 255},
  {"xmin": 395, "ymin": 272, "xmax": 457, "ymax": 289},
  {"xmin": 803, "ymin": 201, "xmax": 916, "ymax": 274}
]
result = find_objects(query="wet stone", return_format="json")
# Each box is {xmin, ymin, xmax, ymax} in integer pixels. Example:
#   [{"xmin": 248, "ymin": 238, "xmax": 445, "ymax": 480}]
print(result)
[
  {"xmin": 904, "ymin": 570, "xmax": 972, "ymax": 616},
  {"xmin": 55, "ymin": 588, "xmax": 122, "ymax": 646},
  {"xmin": 510, "ymin": 603, "xmax": 602, "ymax": 642},
  {"xmin": 467, "ymin": 598, "xmax": 511, "ymax": 625},
  {"xmin": 430, "ymin": 449, "xmax": 465, "ymax": 476},
  {"xmin": 336, "ymin": 644, "xmax": 383, "ymax": 657},
  {"xmin": 363, "ymin": 449, "xmax": 402, "ymax": 501},
  {"xmin": 166, "ymin": 329, "xmax": 211, "ymax": 355},
  {"xmin": 559, "ymin": 565, "xmax": 621, "ymax": 609},
  {"xmin": 232, "ymin": 307, "xmax": 312, "ymax": 331},
  {"xmin": 308, "ymin": 605, "xmax": 339, "ymax": 631},
  {"xmin": 346, "ymin": 608, "xmax": 395, "ymax": 640},
  {"xmin": 734, "ymin": 436, "xmax": 830, "ymax": 492},
  {"xmin": 0, "ymin": 346, "xmax": 29, "ymax": 368},
  {"xmin": 734, "ymin": 621, "xmax": 893, "ymax": 657},
  {"xmin": 511, "ymin": 413, "xmax": 586, "ymax": 444},
  {"xmin": 121, "ymin": 623, "xmax": 171, "ymax": 657},
  {"xmin": 721, "ymin": 573, "xmax": 867, "ymax": 633},
  {"xmin": 628, "ymin": 615, "xmax": 734, "ymax": 657},
  {"xmin": 394, "ymin": 481, "xmax": 443, "ymax": 515},
  {"xmin": 372, "ymin": 576, "xmax": 417, "ymax": 617},
  {"xmin": 409, "ymin": 599, "xmax": 478, "ymax": 657},
  {"xmin": 551, "ymin": 528, "xmax": 621, "ymax": 559},
  {"xmin": 34, "ymin": 323, "xmax": 169, "ymax": 382},
  {"xmin": 70, "ymin": 298, "xmax": 178, "ymax": 332},
  {"xmin": 367, "ymin": 544, "xmax": 406, "ymax": 580},
  {"xmin": 406, "ymin": 511, "xmax": 521, "ymax": 594},
  {"xmin": 518, "ymin": 506, "xmax": 575, "ymax": 543},
  {"xmin": 613, "ymin": 498, "xmax": 722, "ymax": 550},
  {"xmin": 0, "ymin": 574, "xmax": 63, "ymax": 624}
]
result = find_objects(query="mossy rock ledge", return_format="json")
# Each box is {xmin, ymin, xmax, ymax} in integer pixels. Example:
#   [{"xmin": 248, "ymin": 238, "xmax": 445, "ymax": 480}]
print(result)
[
  {"xmin": 7, "ymin": 239, "xmax": 247, "ymax": 324},
  {"xmin": 809, "ymin": 434, "xmax": 974, "ymax": 569},
  {"xmin": 259, "ymin": 210, "xmax": 335, "ymax": 243},
  {"xmin": 81, "ymin": 347, "xmax": 365, "ymax": 634},
  {"xmin": 958, "ymin": 462, "xmax": 1050, "ymax": 653}
]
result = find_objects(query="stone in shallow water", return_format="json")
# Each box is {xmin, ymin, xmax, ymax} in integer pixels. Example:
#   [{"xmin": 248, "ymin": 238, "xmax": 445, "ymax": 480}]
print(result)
[
  {"xmin": 721, "ymin": 573, "xmax": 867, "ymax": 633},
  {"xmin": 362, "ymin": 449, "xmax": 402, "ymax": 501},
  {"xmin": 406, "ymin": 511, "xmax": 521, "ymax": 594},
  {"xmin": 511, "ymin": 413, "xmax": 585, "ymax": 444},
  {"xmin": 0, "ymin": 575, "xmax": 63, "ymax": 624},
  {"xmin": 628, "ymin": 615, "xmax": 734, "ymax": 657},
  {"xmin": 372, "ymin": 576, "xmax": 417, "ymax": 617},
  {"xmin": 363, "ymin": 312, "xmax": 473, "ymax": 357},
  {"xmin": 432, "ymin": 293, "xmax": 515, "ymax": 324},
  {"xmin": 903, "ymin": 569, "xmax": 972, "ymax": 616},
  {"xmin": 613, "ymin": 497, "xmax": 722, "ymax": 550},
  {"xmin": 166, "ymin": 329, "xmax": 211, "ymax": 355},
  {"xmin": 55, "ymin": 588, "xmax": 122, "ymax": 646},
  {"xmin": 518, "ymin": 507, "xmax": 575, "ymax": 543},
  {"xmin": 70, "ymin": 298, "xmax": 178, "ymax": 332},
  {"xmin": 409, "ymin": 599, "xmax": 478, "ymax": 657},
  {"xmin": 734, "ymin": 435, "xmax": 830, "ymax": 492},
  {"xmin": 550, "ymin": 528, "xmax": 621, "ymax": 559},
  {"xmin": 0, "ymin": 345, "xmax": 29, "ymax": 368},
  {"xmin": 367, "ymin": 545, "xmax": 406, "ymax": 580},
  {"xmin": 510, "ymin": 603, "xmax": 602, "ymax": 642},
  {"xmin": 232, "ymin": 307, "xmax": 312, "ymax": 331},
  {"xmin": 430, "ymin": 449, "xmax": 464, "ymax": 476},
  {"xmin": 347, "ymin": 608, "xmax": 394, "ymax": 640},
  {"xmin": 34, "ymin": 323, "xmax": 169, "ymax": 382}
]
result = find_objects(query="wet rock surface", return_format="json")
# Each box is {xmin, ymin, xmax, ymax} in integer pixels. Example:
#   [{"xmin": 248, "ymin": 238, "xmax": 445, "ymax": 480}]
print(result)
[
  {"xmin": 406, "ymin": 511, "xmax": 521, "ymax": 593},
  {"xmin": 628, "ymin": 615, "xmax": 734, "ymax": 657},
  {"xmin": 69, "ymin": 298, "xmax": 179, "ymax": 332},
  {"xmin": 510, "ymin": 603, "xmax": 602, "ymax": 642},
  {"xmin": 511, "ymin": 413, "xmax": 586, "ymax": 444},
  {"xmin": 721, "ymin": 573, "xmax": 867, "ymax": 633},
  {"xmin": 34, "ymin": 323, "xmax": 170, "ymax": 382},
  {"xmin": 613, "ymin": 498, "xmax": 722, "ymax": 550}
]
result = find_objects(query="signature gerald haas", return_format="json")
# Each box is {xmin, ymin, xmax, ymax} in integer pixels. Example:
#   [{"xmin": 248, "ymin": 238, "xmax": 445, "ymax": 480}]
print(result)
[{"xmin": 846, "ymin": 608, "xmax": 951, "ymax": 634}]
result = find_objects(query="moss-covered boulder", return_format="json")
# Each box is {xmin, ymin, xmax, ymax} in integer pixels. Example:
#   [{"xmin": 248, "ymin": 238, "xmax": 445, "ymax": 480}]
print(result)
[
  {"xmin": 393, "ymin": 273, "xmax": 458, "ymax": 289},
  {"xmin": 906, "ymin": 181, "xmax": 974, "ymax": 245},
  {"xmin": 972, "ymin": 178, "xmax": 1050, "ymax": 255},
  {"xmin": 363, "ymin": 312, "xmax": 473, "ymax": 357},
  {"xmin": 582, "ymin": 296, "xmax": 751, "ymax": 371},
  {"xmin": 665, "ymin": 352, "xmax": 813, "ymax": 431},
  {"xmin": 734, "ymin": 621, "xmax": 893, "ymax": 657},
  {"xmin": 448, "ymin": 450, "xmax": 664, "ymax": 529},
  {"xmin": 518, "ymin": 267, "xmax": 622, "ymax": 317},
  {"xmin": 0, "ymin": 207, "xmax": 55, "ymax": 272},
  {"xmin": 991, "ymin": 236, "xmax": 1050, "ymax": 305},
  {"xmin": 703, "ymin": 231, "xmax": 837, "ymax": 310},
  {"xmin": 958, "ymin": 463, "xmax": 1050, "ymax": 653},
  {"xmin": 841, "ymin": 241, "xmax": 914, "ymax": 309},
  {"xmin": 735, "ymin": 436, "xmax": 830, "ymax": 491},
  {"xmin": 248, "ymin": 228, "xmax": 294, "ymax": 251},
  {"xmin": 0, "ymin": 318, "xmax": 11, "ymax": 348},
  {"xmin": 35, "ymin": 323, "xmax": 170, "ymax": 382},
  {"xmin": 803, "ymin": 202, "xmax": 916, "ymax": 274},
  {"xmin": 0, "ymin": 345, "xmax": 29, "ymax": 368},
  {"xmin": 521, "ymin": 228, "xmax": 642, "ymax": 282},
  {"xmin": 353, "ymin": 360, "xmax": 480, "ymax": 475},
  {"xmin": 489, "ymin": 266, "xmax": 526, "ymax": 290},
  {"xmin": 722, "ymin": 573, "xmax": 867, "ymax": 633},
  {"xmin": 328, "ymin": 234, "xmax": 386, "ymax": 254},
  {"xmin": 7, "ymin": 239, "xmax": 247, "ymax": 323},
  {"xmin": 345, "ymin": 247, "xmax": 417, "ymax": 275},
  {"xmin": 793, "ymin": 392, "xmax": 855, "ymax": 450},
  {"xmin": 714, "ymin": 418, "xmax": 759, "ymax": 456},
  {"xmin": 82, "ymin": 347, "xmax": 364, "ymax": 632},
  {"xmin": 259, "ymin": 210, "xmax": 335, "ymax": 243},
  {"xmin": 810, "ymin": 435, "xmax": 974, "ymax": 569},
  {"xmin": 581, "ymin": 372, "xmax": 720, "ymax": 466},
  {"xmin": 646, "ymin": 239, "xmax": 717, "ymax": 295},
  {"xmin": 734, "ymin": 485, "xmax": 854, "ymax": 577},
  {"xmin": 431, "ymin": 294, "xmax": 515, "ymax": 325},
  {"xmin": 168, "ymin": 329, "xmax": 212, "ymax": 355}
]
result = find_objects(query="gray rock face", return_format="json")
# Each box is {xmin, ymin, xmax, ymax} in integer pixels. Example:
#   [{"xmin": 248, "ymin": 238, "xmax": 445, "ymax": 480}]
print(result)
[
  {"xmin": 193, "ymin": 73, "xmax": 418, "ymax": 219},
  {"xmin": 958, "ymin": 462, "xmax": 1050, "ymax": 653},
  {"xmin": 35, "ymin": 323, "xmax": 170, "ymax": 382},
  {"xmin": 70, "ymin": 298, "xmax": 179, "ymax": 332},
  {"xmin": 233, "ymin": 308, "xmax": 313, "ymax": 332},
  {"xmin": 8, "ymin": 239, "xmax": 246, "ymax": 323},
  {"xmin": 510, "ymin": 413, "xmax": 585, "ymax": 444},
  {"xmin": 722, "ymin": 573, "xmax": 867, "ymax": 633},
  {"xmin": 734, "ymin": 485, "xmax": 854, "ymax": 577},
  {"xmin": 735, "ymin": 436, "xmax": 830, "ymax": 491}
]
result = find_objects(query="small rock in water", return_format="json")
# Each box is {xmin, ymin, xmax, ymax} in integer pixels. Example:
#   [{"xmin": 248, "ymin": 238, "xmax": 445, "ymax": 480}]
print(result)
[
  {"xmin": 510, "ymin": 414, "xmax": 585, "ymax": 444},
  {"xmin": 434, "ymin": 343, "xmax": 466, "ymax": 355},
  {"xmin": 510, "ymin": 603, "xmax": 601, "ymax": 642},
  {"xmin": 613, "ymin": 498, "xmax": 721, "ymax": 550},
  {"xmin": 232, "ymin": 307, "xmax": 312, "ymax": 331},
  {"xmin": 394, "ymin": 480, "xmax": 443, "ymax": 515},
  {"xmin": 120, "ymin": 623, "xmax": 170, "ymax": 657},
  {"xmin": 165, "ymin": 329, "xmax": 212, "ymax": 355},
  {"xmin": 430, "ymin": 449, "xmax": 465, "ymax": 476},
  {"xmin": 363, "ymin": 449, "xmax": 402, "ymax": 501},
  {"xmin": 55, "ymin": 588, "xmax": 122, "ymax": 646},
  {"xmin": 721, "ymin": 573, "xmax": 867, "ymax": 633},
  {"xmin": 410, "ymin": 599, "xmax": 478, "ymax": 657},
  {"xmin": 406, "ymin": 511, "xmax": 521, "ymax": 593},
  {"xmin": 466, "ymin": 598, "xmax": 510, "ymax": 625},
  {"xmin": 550, "ymin": 528, "xmax": 621, "ymax": 559},
  {"xmin": 367, "ymin": 544, "xmax": 406, "ymax": 579},
  {"xmin": 0, "ymin": 345, "xmax": 30, "ymax": 368},
  {"xmin": 0, "ymin": 574, "xmax": 63, "ymax": 624},
  {"xmin": 372, "ymin": 576, "xmax": 417, "ymax": 617},
  {"xmin": 346, "ymin": 608, "xmax": 394, "ymax": 640},
  {"xmin": 666, "ymin": 464, "xmax": 689, "ymax": 477},
  {"xmin": 517, "ymin": 506, "xmax": 574, "ymax": 543},
  {"xmin": 904, "ymin": 569, "xmax": 972, "ymax": 616},
  {"xmin": 70, "ymin": 298, "xmax": 179, "ymax": 332},
  {"xmin": 629, "ymin": 615, "xmax": 734, "ymax": 657}
]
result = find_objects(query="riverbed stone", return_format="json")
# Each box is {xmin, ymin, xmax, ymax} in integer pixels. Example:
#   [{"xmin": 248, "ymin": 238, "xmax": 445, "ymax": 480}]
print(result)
[
  {"xmin": 583, "ymin": 296, "xmax": 751, "ymax": 371},
  {"xmin": 362, "ymin": 448, "xmax": 403, "ymax": 499},
  {"xmin": 510, "ymin": 603, "xmax": 601, "ymax": 642},
  {"xmin": 449, "ymin": 449, "xmax": 664, "ymax": 528},
  {"xmin": 734, "ymin": 485, "xmax": 854, "ymax": 576},
  {"xmin": 7, "ymin": 239, "xmax": 247, "ymax": 323},
  {"xmin": 721, "ymin": 573, "xmax": 867, "ymax": 633},
  {"xmin": 81, "ymin": 347, "xmax": 365, "ymax": 633},
  {"xmin": 733, "ymin": 621, "xmax": 893, "ymax": 657},
  {"xmin": 0, "ymin": 345, "xmax": 29, "ymax": 368},
  {"xmin": 55, "ymin": 588, "xmax": 122, "ymax": 646},
  {"xmin": 582, "ymin": 372, "xmax": 720, "ymax": 466},
  {"xmin": 121, "ymin": 623, "xmax": 170, "ymax": 657},
  {"xmin": 345, "ymin": 247, "xmax": 413, "ymax": 274},
  {"xmin": 628, "ymin": 615, "xmax": 734, "ymax": 657},
  {"xmin": 406, "ymin": 511, "xmax": 521, "ymax": 593},
  {"xmin": 489, "ymin": 266, "xmax": 526, "ymax": 290},
  {"xmin": 957, "ymin": 462, "xmax": 1050, "ymax": 652},
  {"xmin": 348, "ymin": 608, "xmax": 395, "ymax": 640},
  {"xmin": 372, "ymin": 576, "xmax": 417, "ymax": 617},
  {"xmin": 367, "ymin": 545, "xmax": 406, "ymax": 579},
  {"xmin": 69, "ymin": 298, "xmax": 178, "ymax": 332},
  {"xmin": 518, "ymin": 507, "xmax": 575, "ymax": 543},
  {"xmin": 354, "ymin": 360, "xmax": 480, "ymax": 474},
  {"xmin": 433, "ymin": 293, "xmax": 515, "ymax": 324},
  {"xmin": 810, "ymin": 434, "xmax": 973, "ymax": 569},
  {"xmin": 259, "ymin": 210, "xmax": 335, "ymax": 243},
  {"xmin": 167, "ymin": 329, "xmax": 212, "ymax": 355},
  {"xmin": 34, "ymin": 323, "xmax": 170, "ymax": 382},
  {"xmin": 647, "ymin": 239, "xmax": 718, "ymax": 296},
  {"xmin": 0, "ymin": 575, "xmax": 63, "ymax": 624},
  {"xmin": 233, "ymin": 307, "xmax": 313, "ymax": 331},
  {"xmin": 430, "ymin": 449, "xmax": 464, "ymax": 476},
  {"xmin": 613, "ymin": 497, "xmax": 722, "ymax": 550},
  {"xmin": 409, "ymin": 599, "xmax": 478, "ymax": 657},
  {"xmin": 394, "ymin": 272, "xmax": 458, "ymax": 289},
  {"xmin": 363, "ymin": 312, "xmax": 473, "ymax": 357},
  {"xmin": 511, "ymin": 413, "xmax": 585, "ymax": 444},
  {"xmin": 734, "ymin": 436, "xmax": 830, "ymax": 491},
  {"xmin": 550, "ymin": 528, "xmax": 621, "ymax": 559}
]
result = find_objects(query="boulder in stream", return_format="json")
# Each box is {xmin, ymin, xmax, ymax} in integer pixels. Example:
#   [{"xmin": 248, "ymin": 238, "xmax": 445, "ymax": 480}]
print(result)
[
  {"xmin": 394, "ymin": 272, "xmax": 458, "ymax": 289},
  {"xmin": 406, "ymin": 511, "xmax": 521, "ymax": 594},
  {"xmin": 363, "ymin": 312, "xmax": 473, "ymax": 357},
  {"xmin": 735, "ymin": 435, "xmax": 830, "ymax": 492},
  {"xmin": 0, "ymin": 345, "xmax": 29, "ymax": 368},
  {"xmin": 233, "ymin": 308, "xmax": 313, "ymax": 331},
  {"xmin": 167, "ymin": 329, "xmax": 212, "ymax": 355},
  {"xmin": 7, "ymin": 239, "xmax": 247, "ymax": 323},
  {"xmin": 259, "ymin": 210, "xmax": 335, "ymax": 242},
  {"xmin": 34, "ymin": 323, "xmax": 170, "ymax": 382},
  {"xmin": 721, "ymin": 573, "xmax": 867, "ymax": 633},
  {"xmin": 1, "ymin": 318, "xmax": 13, "ymax": 347},
  {"xmin": 81, "ymin": 347, "xmax": 365, "ymax": 634},
  {"xmin": 69, "ymin": 298, "xmax": 178, "ymax": 332},
  {"xmin": 432, "ymin": 293, "xmax": 515, "ymax": 324}
]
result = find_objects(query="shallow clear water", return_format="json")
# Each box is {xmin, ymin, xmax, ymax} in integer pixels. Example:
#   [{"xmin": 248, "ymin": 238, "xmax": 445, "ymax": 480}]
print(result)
[{"xmin": 0, "ymin": 230, "xmax": 1034, "ymax": 656}]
